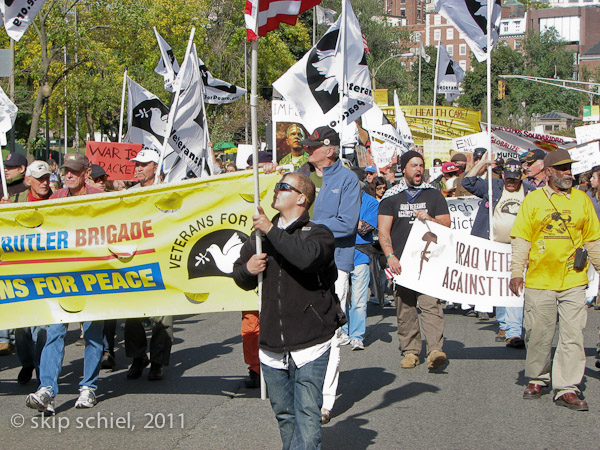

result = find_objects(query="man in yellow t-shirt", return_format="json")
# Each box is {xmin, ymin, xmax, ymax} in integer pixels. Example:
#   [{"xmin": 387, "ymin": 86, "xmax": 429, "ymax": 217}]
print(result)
[{"xmin": 510, "ymin": 149, "xmax": 600, "ymax": 412}]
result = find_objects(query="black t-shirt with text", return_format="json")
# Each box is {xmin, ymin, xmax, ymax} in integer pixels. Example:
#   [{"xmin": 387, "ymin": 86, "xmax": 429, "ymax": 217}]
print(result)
[{"xmin": 378, "ymin": 188, "xmax": 449, "ymax": 257}]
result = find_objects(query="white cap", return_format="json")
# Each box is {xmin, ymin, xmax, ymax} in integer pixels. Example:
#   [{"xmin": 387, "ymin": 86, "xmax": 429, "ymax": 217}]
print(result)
[
  {"xmin": 130, "ymin": 149, "xmax": 160, "ymax": 164},
  {"xmin": 25, "ymin": 160, "xmax": 51, "ymax": 178}
]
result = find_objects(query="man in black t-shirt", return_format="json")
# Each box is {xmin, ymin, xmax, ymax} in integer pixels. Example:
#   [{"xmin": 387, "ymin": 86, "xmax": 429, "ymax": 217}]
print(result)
[{"xmin": 378, "ymin": 151, "xmax": 451, "ymax": 371}]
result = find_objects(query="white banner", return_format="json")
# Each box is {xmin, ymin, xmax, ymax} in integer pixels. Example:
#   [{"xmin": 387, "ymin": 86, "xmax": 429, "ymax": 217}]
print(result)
[
  {"xmin": 395, "ymin": 220, "xmax": 523, "ymax": 308},
  {"xmin": 394, "ymin": 90, "xmax": 414, "ymax": 149},
  {"xmin": 436, "ymin": 43, "xmax": 465, "ymax": 102},
  {"xmin": 362, "ymin": 103, "xmax": 407, "ymax": 168},
  {"xmin": 447, "ymin": 196, "xmax": 480, "ymax": 232},
  {"xmin": 1, "ymin": 0, "xmax": 47, "ymax": 41}
]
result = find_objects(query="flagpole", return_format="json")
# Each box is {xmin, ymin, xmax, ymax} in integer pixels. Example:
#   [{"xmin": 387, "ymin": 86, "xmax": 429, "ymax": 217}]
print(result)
[
  {"xmin": 418, "ymin": 32, "xmax": 422, "ymax": 106},
  {"xmin": 338, "ymin": 0, "xmax": 347, "ymax": 149},
  {"xmin": 155, "ymin": 27, "xmax": 196, "ymax": 184},
  {"xmin": 432, "ymin": 42, "xmax": 441, "ymax": 143},
  {"xmin": 313, "ymin": 7, "xmax": 316, "ymax": 46},
  {"xmin": 118, "ymin": 68, "xmax": 127, "ymax": 143},
  {"xmin": 486, "ymin": 0, "xmax": 494, "ymax": 242},
  {"xmin": 249, "ymin": 33, "xmax": 267, "ymax": 401},
  {"xmin": 0, "ymin": 146, "xmax": 7, "ymax": 199}
]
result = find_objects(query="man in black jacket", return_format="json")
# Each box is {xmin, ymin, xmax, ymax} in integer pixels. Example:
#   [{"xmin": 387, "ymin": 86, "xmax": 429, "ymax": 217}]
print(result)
[{"xmin": 233, "ymin": 172, "xmax": 339, "ymax": 450}]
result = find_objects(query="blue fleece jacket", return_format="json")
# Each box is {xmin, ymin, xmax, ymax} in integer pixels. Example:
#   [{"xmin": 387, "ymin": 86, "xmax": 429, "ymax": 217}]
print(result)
[{"xmin": 299, "ymin": 159, "xmax": 361, "ymax": 272}]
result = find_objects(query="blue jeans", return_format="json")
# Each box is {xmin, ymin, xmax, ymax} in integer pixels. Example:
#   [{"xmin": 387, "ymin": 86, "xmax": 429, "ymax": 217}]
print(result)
[
  {"xmin": 262, "ymin": 349, "xmax": 330, "ymax": 450},
  {"xmin": 496, "ymin": 306, "xmax": 524, "ymax": 339},
  {"xmin": 343, "ymin": 263, "xmax": 369, "ymax": 341},
  {"xmin": 15, "ymin": 326, "xmax": 47, "ymax": 375},
  {"xmin": 39, "ymin": 321, "xmax": 103, "ymax": 396}
]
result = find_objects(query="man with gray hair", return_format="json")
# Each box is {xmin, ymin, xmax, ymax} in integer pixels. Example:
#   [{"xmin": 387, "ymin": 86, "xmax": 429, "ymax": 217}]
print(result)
[{"xmin": 298, "ymin": 125, "xmax": 361, "ymax": 424}]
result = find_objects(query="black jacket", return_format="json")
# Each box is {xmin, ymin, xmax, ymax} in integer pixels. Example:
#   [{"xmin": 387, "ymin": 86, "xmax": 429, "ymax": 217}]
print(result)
[{"xmin": 233, "ymin": 211, "xmax": 339, "ymax": 353}]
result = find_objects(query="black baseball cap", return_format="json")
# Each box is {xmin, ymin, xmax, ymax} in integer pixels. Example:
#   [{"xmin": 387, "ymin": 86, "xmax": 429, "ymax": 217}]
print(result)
[
  {"xmin": 473, "ymin": 148, "xmax": 487, "ymax": 161},
  {"xmin": 503, "ymin": 159, "xmax": 523, "ymax": 179},
  {"xmin": 4, "ymin": 152, "xmax": 27, "ymax": 167},
  {"xmin": 300, "ymin": 126, "xmax": 340, "ymax": 147},
  {"xmin": 522, "ymin": 149, "xmax": 546, "ymax": 164}
]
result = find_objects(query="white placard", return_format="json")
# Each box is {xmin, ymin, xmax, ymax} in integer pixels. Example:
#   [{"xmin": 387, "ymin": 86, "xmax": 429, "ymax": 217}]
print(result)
[
  {"xmin": 452, "ymin": 132, "xmax": 488, "ymax": 153},
  {"xmin": 447, "ymin": 196, "xmax": 480, "ymax": 233}
]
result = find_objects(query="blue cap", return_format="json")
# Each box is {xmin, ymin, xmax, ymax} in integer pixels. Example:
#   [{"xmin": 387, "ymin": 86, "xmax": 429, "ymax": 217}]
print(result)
[{"xmin": 365, "ymin": 165, "xmax": 377, "ymax": 173}]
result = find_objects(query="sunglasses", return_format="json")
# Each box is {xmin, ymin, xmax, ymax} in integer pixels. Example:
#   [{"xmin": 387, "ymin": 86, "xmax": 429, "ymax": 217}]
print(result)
[{"xmin": 275, "ymin": 182, "xmax": 303, "ymax": 195}]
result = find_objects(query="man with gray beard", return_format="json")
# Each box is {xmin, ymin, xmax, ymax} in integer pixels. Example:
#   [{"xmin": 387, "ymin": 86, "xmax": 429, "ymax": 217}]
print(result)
[{"xmin": 510, "ymin": 149, "xmax": 600, "ymax": 411}]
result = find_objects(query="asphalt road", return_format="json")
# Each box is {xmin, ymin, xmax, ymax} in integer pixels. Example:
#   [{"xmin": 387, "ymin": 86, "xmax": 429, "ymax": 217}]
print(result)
[{"xmin": 1, "ymin": 303, "xmax": 599, "ymax": 450}]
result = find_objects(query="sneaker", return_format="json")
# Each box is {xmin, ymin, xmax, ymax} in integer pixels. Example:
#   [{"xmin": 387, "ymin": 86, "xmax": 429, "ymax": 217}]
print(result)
[
  {"xmin": 506, "ymin": 337, "xmax": 526, "ymax": 348},
  {"xmin": 477, "ymin": 312, "xmax": 490, "ymax": 321},
  {"xmin": 427, "ymin": 350, "xmax": 447, "ymax": 370},
  {"xmin": 321, "ymin": 408, "xmax": 331, "ymax": 425},
  {"xmin": 127, "ymin": 355, "xmax": 150, "ymax": 379},
  {"xmin": 18, "ymin": 366, "xmax": 34, "ymax": 385},
  {"xmin": 0, "ymin": 342, "xmax": 14, "ymax": 355},
  {"xmin": 401, "ymin": 353, "xmax": 420, "ymax": 369},
  {"xmin": 350, "ymin": 339, "xmax": 364, "ymax": 351},
  {"xmin": 75, "ymin": 387, "xmax": 97, "ymax": 409},
  {"xmin": 244, "ymin": 370, "xmax": 260, "ymax": 389},
  {"xmin": 26, "ymin": 387, "xmax": 55, "ymax": 414},
  {"xmin": 338, "ymin": 333, "xmax": 350, "ymax": 346},
  {"xmin": 100, "ymin": 352, "xmax": 116, "ymax": 370}
]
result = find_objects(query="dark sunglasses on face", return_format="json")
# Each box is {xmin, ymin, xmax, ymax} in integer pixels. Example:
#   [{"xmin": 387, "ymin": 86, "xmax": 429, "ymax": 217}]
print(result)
[{"xmin": 275, "ymin": 182, "xmax": 303, "ymax": 195}]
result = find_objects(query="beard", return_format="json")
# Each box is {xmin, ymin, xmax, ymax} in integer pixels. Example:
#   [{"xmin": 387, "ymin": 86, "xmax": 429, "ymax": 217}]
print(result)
[{"xmin": 550, "ymin": 172, "xmax": 572, "ymax": 191}]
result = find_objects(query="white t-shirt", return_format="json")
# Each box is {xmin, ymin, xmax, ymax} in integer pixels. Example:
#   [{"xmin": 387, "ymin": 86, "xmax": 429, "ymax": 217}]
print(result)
[{"xmin": 493, "ymin": 184, "xmax": 525, "ymax": 243}]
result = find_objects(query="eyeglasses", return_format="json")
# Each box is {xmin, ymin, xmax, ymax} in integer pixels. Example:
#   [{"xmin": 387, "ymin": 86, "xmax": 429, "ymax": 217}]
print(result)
[
  {"xmin": 275, "ymin": 182, "xmax": 303, "ymax": 195},
  {"xmin": 376, "ymin": 185, "xmax": 386, "ymax": 190}
]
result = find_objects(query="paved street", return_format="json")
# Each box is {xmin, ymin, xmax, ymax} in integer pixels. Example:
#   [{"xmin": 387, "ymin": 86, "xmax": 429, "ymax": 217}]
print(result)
[{"xmin": 1, "ymin": 302, "xmax": 599, "ymax": 450}]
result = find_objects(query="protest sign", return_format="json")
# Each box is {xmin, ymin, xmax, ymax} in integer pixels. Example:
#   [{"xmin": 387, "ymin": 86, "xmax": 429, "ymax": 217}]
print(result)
[
  {"xmin": 447, "ymin": 196, "xmax": 480, "ymax": 233},
  {"xmin": 423, "ymin": 140, "xmax": 453, "ymax": 168},
  {"xmin": 571, "ymin": 124, "xmax": 600, "ymax": 175},
  {"xmin": 86, "ymin": 141, "xmax": 143, "ymax": 181},
  {"xmin": 272, "ymin": 100, "xmax": 309, "ymax": 165},
  {"xmin": 0, "ymin": 171, "xmax": 280, "ymax": 329},
  {"xmin": 452, "ymin": 132, "xmax": 488, "ymax": 153},
  {"xmin": 395, "ymin": 220, "xmax": 523, "ymax": 309}
]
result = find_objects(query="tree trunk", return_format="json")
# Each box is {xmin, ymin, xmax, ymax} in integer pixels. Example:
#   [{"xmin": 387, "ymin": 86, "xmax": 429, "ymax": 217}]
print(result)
[
  {"xmin": 85, "ymin": 110, "xmax": 95, "ymax": 143},
  {"xmin": 27, "ymin": 89, "xmax": 46, "ymax": 157}
]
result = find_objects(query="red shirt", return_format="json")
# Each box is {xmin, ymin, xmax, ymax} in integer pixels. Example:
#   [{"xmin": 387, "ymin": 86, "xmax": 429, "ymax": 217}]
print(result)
[{"xmin": 27, "ymin": 190, "xmax": 51, "ymax": 202}]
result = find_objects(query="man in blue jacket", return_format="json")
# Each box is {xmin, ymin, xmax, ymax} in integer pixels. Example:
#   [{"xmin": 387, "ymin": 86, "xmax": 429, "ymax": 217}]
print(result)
[
  {"xmin": 461, "ymin": 154, "xmax": 535, "ymax": 348},
  {"xmin": 298, "ymin": 126, "xmax": 361, "ymax": 424}
]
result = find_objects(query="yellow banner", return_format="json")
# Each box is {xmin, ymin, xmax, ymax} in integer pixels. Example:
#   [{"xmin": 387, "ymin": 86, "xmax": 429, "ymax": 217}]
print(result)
[
  {"xmin": 382, "ymin": 105, "xmax": 481, "ymax": 145},
  {"xmin": 0, "ymin": 172, "xmax": 280, "ymax": 329}
]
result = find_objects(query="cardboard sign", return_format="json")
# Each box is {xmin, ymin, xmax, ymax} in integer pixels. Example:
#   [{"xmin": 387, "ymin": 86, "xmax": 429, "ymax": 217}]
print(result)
[{"xmin": 85, "ymin": 141, "xmax": 143, "ymax": 181}]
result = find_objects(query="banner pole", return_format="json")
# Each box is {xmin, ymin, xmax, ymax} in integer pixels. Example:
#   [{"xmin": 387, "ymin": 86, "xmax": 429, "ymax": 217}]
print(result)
[
  {"xmin": 486, "ymin": 0, "xmax": 494, "ymax": 242},
  {"xmin": 418, "ymin": 33, "xmax": 422, "ymax": 106},
  {"xmin": 432, "ymin": 42, "xmax": 441, "ymax": 142},
  {"xmin": 0, "ymin": 144, "xmax": 7, "ymax": 199},
  {"xmin": 338, "ymin": 0, "xmax": 347, "ymax": 148},
  {"xmin": 155, "ymin": 28, "xmax": 196, "ymax": 184},
  {"xmin": 118, "ymin": 68, "xmax": 127, "ymax": 144}
]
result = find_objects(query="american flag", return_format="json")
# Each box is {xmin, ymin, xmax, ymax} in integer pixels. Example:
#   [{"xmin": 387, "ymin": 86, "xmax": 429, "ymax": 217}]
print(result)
[
  {"xmin": 362, "ymin": 33, "xmax": 371, "ymax": 54},
  {"xmin": 245, "ymin": 0, "xmax": 322, "ymax": 41}
]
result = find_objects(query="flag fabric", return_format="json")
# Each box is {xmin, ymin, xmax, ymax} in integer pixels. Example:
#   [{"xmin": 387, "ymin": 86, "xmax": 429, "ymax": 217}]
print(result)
[
  {"xmin": 198, "ymin": 57, "xmax": 247, "ymax": 104},
  {"xmin": 273, "ymin": 0, "xmax": 372, "ymax": 133},
  {"xmin": 245, "ymin": 0, "xmax": 322, "ymax": 41},
  {"xmin": 154, "ymin": 29, "xmax": 181, "ymax": 93},
  {"xmin": 0, "ymin": 85, "xmax": 17, "ymax": 133},
  {"xmin": 168, "ymin": 43, "xmax": 216, "ymax": 178},
  {"xmin": 362, "ymin": 103, "xmax": 408, "ymax": 168},
  {"xmin": 154, "ymin": 31, "xmax": 246, "ymax": 104},
  {"xmin": 361, "ymin": 33, "xmax": 371, "ymax": 55},
  {"xmin": 315, "ymin": 4, "xmax": 336, "ymax": 25},
  {"xmin": 419, "ymin": 40, "xmax": 431, "ymax": 63},
  {"xmin": 393, "ymin": 91, "xmax": 414, "ymax": 149},
  {"xmin": 0, "ymin": 0, "xmax": 47, "ymax": 41},
  {"xmin": 436, "ymin": 43, "xmax": 465, "ymax": 102},
  {"xmin": 435, "ymin": 0, "xmax": 501, "ymax": 62}
]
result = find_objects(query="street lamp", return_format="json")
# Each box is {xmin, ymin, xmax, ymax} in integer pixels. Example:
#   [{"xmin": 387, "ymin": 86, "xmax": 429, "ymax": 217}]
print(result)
[
  {"xmin": 41, "ymin": 81, "xmax": 51, "ymax": 161},
  {"xmin": 371, "ymin": 52, "xmax": 414, "ymax": 90}
]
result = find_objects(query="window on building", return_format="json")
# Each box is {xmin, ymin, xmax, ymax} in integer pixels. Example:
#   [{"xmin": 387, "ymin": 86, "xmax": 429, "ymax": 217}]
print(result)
[
  {"xmin": 446, "ymin": 28, "xmax": 454, "ymax": 40},
  {"xmin": 434, "ymin": 29, "xmax": 441, "ymax": 41},
  {"xmin": 459, "ymin": 60, "xmax": 467, "ymax": 71},
  {"xmin": 503, "ymin": 23, "xmax": 509, "ymax": 33},
  {"xmin": 417, "ymin": 9, "xmax": 421, "ymax": 20},
  {"xmin": 515, "ymin": 40, "xmax": 521, "ymax": 50},
  {"xmin": 447, "ymin": 44, "xmax": 454, "ymax": 56},
  {"xmin": 515, "ymin": 22, "xmax": 521, "ymax": 32},
  {"xmin": 401, "ymin": 0, "xmax": 405, "ymax": 3},
  {"xmin": 459, "ymin": 44, "xmax": 466, "ymax": 55},
  {"xmin": 400, "ymin": 8, "xmax": 405, "ymax": 17},
  {"xmin": 434, "ymin": 15, "xmax": 441, "ymax": 25}
]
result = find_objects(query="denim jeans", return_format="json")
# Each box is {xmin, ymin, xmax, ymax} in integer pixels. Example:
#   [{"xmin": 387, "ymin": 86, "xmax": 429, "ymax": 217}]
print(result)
[
  {"xmin": 496, "ymin": 306, "xmax": 524, "ymax": 339},
  {"xmin": 39, "ymin": 321, "xmax": 103, "ymax": 396},
  {"xmin": 15, "ymin": 326, "xmax": 47, "ymax": 375},
  {"xmin": 262, "ymin": 349, "xmax": 330, "ymax": 450},
  {"xmin": 343, "ymin": 263, "xmax": 369, "ymax": 341}
]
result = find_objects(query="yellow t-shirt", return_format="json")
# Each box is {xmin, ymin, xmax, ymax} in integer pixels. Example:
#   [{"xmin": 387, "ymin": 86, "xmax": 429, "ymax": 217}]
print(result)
[{"xmin": 510, "ymin": 186, "xmax": 600, "ymax": 290}]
